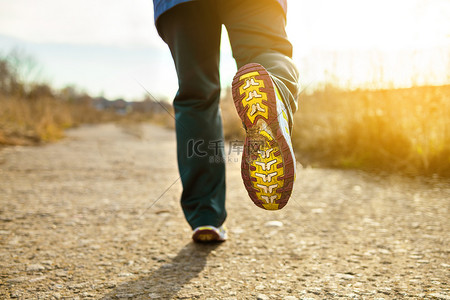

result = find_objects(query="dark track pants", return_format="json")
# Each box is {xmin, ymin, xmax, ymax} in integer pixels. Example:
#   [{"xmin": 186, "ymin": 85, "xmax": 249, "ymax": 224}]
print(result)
[{"xmin": 156, "ymin": 0, "xmax": 300, "ymax": 229}]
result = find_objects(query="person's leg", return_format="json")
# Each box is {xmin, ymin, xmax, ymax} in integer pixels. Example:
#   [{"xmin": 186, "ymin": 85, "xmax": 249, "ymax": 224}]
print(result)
[
  {"xmin": 219, "ymin": 0, "xmax": 299, "ymax": 210},
  {"xmin": 220, "ymin": 0, "xmax": 299, "ymax": 130},
  {"xmin": 156, "ymin": 1, "xmax": 226, "ymax": 229}
]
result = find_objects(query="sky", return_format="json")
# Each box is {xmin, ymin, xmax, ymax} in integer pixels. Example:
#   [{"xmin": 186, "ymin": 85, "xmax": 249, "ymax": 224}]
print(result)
[{"xmin": 0, "ymin": 0, "xmax": 449, "ymax": 100}]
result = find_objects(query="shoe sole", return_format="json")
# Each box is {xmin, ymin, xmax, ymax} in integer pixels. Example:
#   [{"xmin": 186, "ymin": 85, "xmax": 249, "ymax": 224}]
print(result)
[
  {"xmin": 232, "ymin": 63, "xmax": 295, "ymax": 210},
  {"xmin": 192, "ymin": 228, "xmax": 226, "ymax": 243}
]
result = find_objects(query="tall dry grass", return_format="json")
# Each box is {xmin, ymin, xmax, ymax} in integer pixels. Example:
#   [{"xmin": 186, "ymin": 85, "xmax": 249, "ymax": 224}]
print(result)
[
  {"xmin": 292, "ymin": 85, "xmax": 450, "ymax": 176},
  {"xmin": 0, "ymin": 95, "xmax": 175, "ymax": 146},
  {"xmin": 2, "ymin": 81, "xmax": 448, "ymax": 176},
  {"xmin": 0, "ymin": 96, "xmax": 116, "ymax": 145},
  {"xmin": 0, "ymin": 51, "xmax": 122, "ymax": 145},
  {"xmin": 220, "ymin": 84, "xmax": 450, "ymax": 177}
]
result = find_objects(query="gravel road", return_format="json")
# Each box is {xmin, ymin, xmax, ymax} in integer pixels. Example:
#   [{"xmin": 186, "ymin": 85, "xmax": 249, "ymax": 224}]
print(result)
[{"xmin": 0, "ymin": 123, "xmax": 449, "ymax": 299}]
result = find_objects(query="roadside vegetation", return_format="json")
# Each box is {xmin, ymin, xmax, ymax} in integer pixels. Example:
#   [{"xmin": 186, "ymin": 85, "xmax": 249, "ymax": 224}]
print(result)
[
  {"xmin": 0, "ymin": 50, "xmax": 170, "ymax": 146},
  {"xmin": 291, "ymin": 84, "xmax": 450, "ymax": 176},
  {"xmin": 220, "ymin": 84, "xmax": 450, "ymax": 177},
  {"xmin": 1, "ymin": 50, "xmax": 449, "ymax": 176}
]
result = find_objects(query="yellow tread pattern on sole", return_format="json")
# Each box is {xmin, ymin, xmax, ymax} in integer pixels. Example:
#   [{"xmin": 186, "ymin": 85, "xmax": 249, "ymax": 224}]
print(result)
[
  {"xmin": 239, "ymin": 73, "xmax": 269, "ymax": 124},
  {"xmin": 238, "ymin": 72, "xmax": 285, "ymax": 210}
]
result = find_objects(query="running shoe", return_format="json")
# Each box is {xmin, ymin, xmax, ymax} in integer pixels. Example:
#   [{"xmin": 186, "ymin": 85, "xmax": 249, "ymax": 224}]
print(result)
[
  {"xmin": 192, "ymin": 225, "xmax": 227, "ymax": 243},
  {"xmin": 232, "ymin": 63, "xmax": 296, "ymax": 210}
]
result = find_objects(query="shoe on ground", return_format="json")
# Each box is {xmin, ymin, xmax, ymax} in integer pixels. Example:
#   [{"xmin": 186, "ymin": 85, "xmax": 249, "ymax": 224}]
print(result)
[
  {"xmin": 232, "ymin": 63, "xmax": 296, "ymax": 210},
  {"xmin": 192, "ymin": 225, "xmax": 227, "ymax": 243}
]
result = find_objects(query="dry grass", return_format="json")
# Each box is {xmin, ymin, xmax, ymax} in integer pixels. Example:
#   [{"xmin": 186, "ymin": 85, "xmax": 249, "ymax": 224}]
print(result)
[
  {"xmin": 0, "ymin": 95, "xmax": 175, "ymax": 146},
  {"xmin": 220, "ymin": 84, "xmax": 450, "ymax": 177},
  {"xmin": 292, "ymin": 84, "xmax": 450, "ymax": 176},
  {"xmin": 0, "ymin": 96, "xmax": 116, "ymax": 145},
  {"xmin": 220, "ymin": 88, "xmax": 245, "ymax": 141},
  {"xmin": 2, "ymin": 84, "xmax": 449, "ymax": 176}
]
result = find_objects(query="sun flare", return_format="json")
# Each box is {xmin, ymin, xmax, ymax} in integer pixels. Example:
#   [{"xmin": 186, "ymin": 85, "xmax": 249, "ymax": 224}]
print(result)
[{"xmin": 286, "ymin": 0, "xmax": 450, "ymax": 89}]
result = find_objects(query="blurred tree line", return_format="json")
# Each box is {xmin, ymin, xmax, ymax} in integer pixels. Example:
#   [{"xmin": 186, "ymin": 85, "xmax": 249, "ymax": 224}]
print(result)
[
  {"xmin": 0, "ymin": 49, "xmax": 92, "ymax": 102},
  {"xmin": 0, "ymin": 49, "xmax": 174, "ymax": 145}
]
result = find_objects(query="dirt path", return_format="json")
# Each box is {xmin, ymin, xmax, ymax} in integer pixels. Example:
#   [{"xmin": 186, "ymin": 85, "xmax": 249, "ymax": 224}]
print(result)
[{"xmin": 0, "ymin": 123, "xmax": 449, "ymax": 299}]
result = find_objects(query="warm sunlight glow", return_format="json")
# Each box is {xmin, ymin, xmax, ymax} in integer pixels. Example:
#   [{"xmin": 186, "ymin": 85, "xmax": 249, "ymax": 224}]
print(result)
[
  {"xmin": 0, "ymin": 0, "xmax": 449, "ymax": 97},
  {"xmin": 286, "ymin": 0, "xmax": 450, "ymax": 89}
]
